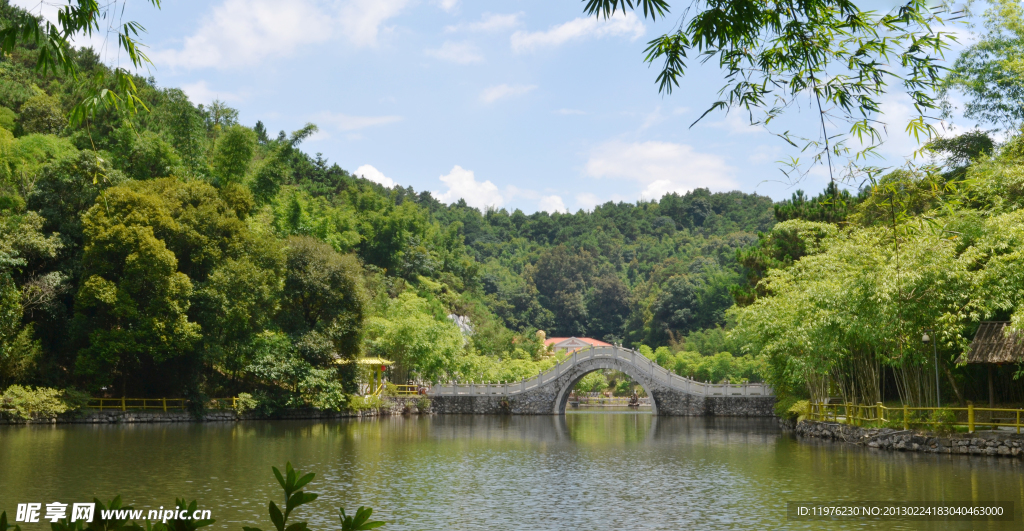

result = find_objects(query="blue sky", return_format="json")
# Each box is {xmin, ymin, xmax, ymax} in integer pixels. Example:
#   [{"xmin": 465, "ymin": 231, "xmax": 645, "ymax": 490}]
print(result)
[{"xmin": 15, "ymin": 0, "xmax": 977, "ymax": 213}]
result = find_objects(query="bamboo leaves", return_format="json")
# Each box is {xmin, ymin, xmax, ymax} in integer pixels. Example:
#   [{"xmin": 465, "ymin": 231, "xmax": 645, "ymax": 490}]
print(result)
[
  {"xmin": 0, "ymin": 1, "xmax": 162, "ymax": 126},
  {"xmin": 582, "ymin": 0, "xmax": 960, "ymax": 180}
]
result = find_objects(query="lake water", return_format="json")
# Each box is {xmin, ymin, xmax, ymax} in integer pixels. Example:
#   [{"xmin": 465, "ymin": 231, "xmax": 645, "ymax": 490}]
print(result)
[{"xmin": 1, "ymin": 412, "xmax": 1022, "ymax": 530}]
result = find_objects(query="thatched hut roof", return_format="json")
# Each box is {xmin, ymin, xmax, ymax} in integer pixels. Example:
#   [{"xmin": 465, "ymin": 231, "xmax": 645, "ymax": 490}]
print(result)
[{"xmin": 965, "ymin": 322, "xmax": 1024, "ymax": 364}]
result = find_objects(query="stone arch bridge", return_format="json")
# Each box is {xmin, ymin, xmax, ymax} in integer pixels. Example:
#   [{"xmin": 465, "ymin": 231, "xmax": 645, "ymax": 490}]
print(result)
[{"xmin": 428, "ymin": 346, "xmax": 775, "ymax": 416}]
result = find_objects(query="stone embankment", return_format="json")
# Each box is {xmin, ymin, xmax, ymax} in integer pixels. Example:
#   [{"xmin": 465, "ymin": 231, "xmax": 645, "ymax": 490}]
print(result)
[
  {"xmin": 0, "ymin": 397, "xmax": 428, "ymax": 425},
  {"xmin": 795, "ymin": 420, "xmax": 1024, "ymax": 458}
]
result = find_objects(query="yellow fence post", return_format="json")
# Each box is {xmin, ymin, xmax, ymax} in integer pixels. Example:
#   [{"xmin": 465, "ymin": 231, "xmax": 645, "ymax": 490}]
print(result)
[
  {"xmin": 163, "ymin": 398, "xmax": 167, "ymax": 412},
  {"xmin": 877, "ymin": 402, "xmax": 884, "ymax": 423},
  {"xmin": 968, "ymin": 401, "xmax": 975, "ymax": 433},
  {"xmin": 121, "ymin": 397, "xmax": 126, "ymax": 412},
  {"xmin": 903, "ymin": 404, "xmax": 909, "ymax": 430},
  {"xmin": 1017, "ymin": 410, "xmax": 1020, "ymax": 435}
]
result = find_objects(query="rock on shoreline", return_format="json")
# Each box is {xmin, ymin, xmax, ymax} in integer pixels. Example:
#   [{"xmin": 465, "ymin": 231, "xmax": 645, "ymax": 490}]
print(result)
[{"xmin": 795, "ymin": 420, "xmax": 1024, "ymax": 458}]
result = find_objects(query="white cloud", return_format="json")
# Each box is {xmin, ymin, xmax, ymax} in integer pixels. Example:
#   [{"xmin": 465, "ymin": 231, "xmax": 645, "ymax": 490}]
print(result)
[
  {"xmin": 436, "ymin": 0, "xmax": 459, "ymax": 12},
  {"xmin": 446, "ymin": 13, "xmax": 522, "ymax": 33},
  {"xmin": 575, "ymin": 192, "xmax": 603, "ymax": 210},
  {"xmin": 339, "ymin": 0, "xmax": 410, "ymax": 47},
  {"xmin": 180, "ymin": 81, "xmax": 239, "ymax": 105},
  {"xmin": 538, "ymin": 195, "xmax": 567, "ymax": 213},
  {"xmin": 749, "ymin": 144, "xmax": 782, "ymax": 165},
  {"xmin": 639, "ymin": 106, "xmax": 666, "ymax": 131},
  {"xmin": 425, "ymin": 41, "xmax": 484, "ymax": 64},
  {"xmin": 306, "ymin": 130, "xmax": 333, "ymax": 142},
  {"xmin": 152, "ymin": 0, "xmax": 408, "ymax": 69},
  {"xmin": 707, "ymin": 112, "xmax": 764, "ymax": 135},
  {"xmin": 355, "ymin": 164, "xmax": 396, "ymax": 188},
  {"xmin": 152, "ymin": 0, "xmax": 333, "ymax": 68},
  {"xmin": 433, "ymin": 166, "xmax": 505, "ymax": 210},
  {"xmin": 585, "ymin": 140, "xmax": 737, "ymax": 199},
  {"xmin": 316, "ymin": 112, "xmax": 402, "ymax": 131},
  {"xmin": 511, "ymin": 12, "xmax": 644, "ymax": 53},
  {"xmin": 480, "ymin": 84, "xmax": 537, "ymax": 103}
]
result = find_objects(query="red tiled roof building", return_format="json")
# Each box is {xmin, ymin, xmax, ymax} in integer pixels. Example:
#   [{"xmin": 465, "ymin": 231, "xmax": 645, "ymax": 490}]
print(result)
[{"xmin": 544, "ymin": 336, "xmax": 612, "ymax": 353}]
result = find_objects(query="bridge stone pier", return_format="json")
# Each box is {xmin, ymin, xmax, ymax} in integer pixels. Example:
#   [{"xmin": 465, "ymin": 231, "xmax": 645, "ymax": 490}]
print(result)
[{"xmin": 428, "ymin": 346, "xmax": 775, "ymax": 416}]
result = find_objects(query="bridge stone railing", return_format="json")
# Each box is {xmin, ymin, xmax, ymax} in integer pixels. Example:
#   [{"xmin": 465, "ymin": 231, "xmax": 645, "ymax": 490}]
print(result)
[
  {"xmin": 427, "ymin": 346, "xmax": 775, "ymax": 417},
  {"xmin": 429, "ymin": 346, "xmax": 772, "ymax": 398}
]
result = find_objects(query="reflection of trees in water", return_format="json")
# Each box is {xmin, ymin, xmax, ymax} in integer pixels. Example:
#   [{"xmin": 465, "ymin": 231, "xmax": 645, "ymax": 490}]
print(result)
[
  {"xmin": 649, "ymin": 417, "xmax": 781, "ymax": 447},
  {"xmin": 410, "ymin": 414, "xmax": 785, "ymax": 449}
]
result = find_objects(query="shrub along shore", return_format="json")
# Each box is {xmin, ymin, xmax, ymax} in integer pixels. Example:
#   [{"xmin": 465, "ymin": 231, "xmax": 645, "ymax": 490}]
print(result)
[{"xmin": 0, "ymin": 396, "xmax": 431, "ymax": 424}]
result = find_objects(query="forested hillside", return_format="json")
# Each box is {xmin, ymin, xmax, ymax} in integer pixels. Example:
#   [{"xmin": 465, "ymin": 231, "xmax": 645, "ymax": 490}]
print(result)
[
  {"xmin": 0, "ymin": 2, "xmax": 775, "ymax": 407},
  {"xmin": 10, "ymin": 0, "xmax": 1022, "ymax": 414}
]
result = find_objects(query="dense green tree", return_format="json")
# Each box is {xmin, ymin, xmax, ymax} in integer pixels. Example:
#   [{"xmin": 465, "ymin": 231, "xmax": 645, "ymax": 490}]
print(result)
[
  {"xmin": 0, "ymin": 210, "xmax": 60, "ymax": 386},
  {"xmin": 0, "ymin": 106, "xmax": 15, "ymax": 131},
  {"xmin": 74, "ymin": 193, "xmax": 201, "ymax": 394},
  {"xmin": 364, "ymin": 292, "xmax": 467, "ymax": 383},
  {"xmin": 202, "ymin": 100, "xmax": 239, "ymax": 140},
  {"xmin": 772, "ymin": 182, "xmax": 867, "ymax": 224},
  {"xmin": 150, "ymin": 89, "xmax": 207, "ymax": 175},
  {"xmin": 531, "ymin": 246, "xmax": 597, "ymax": 335},
  {"xmin": 943, "ymin": 0, "xmax": 1024, "ymax": 129},
  {"xmin": 586, "ymin": 274, "xmax": 630, "ymax": 340},
  {"xmin": 193, "ymin": 253, "xmax": 284, "ymax": 375},
  {"xmin": 574, "ymin": 371, "xmax": 609, "ymax": 393},
  {"xmin": 29, "ymin": 151, "xmax": 123, "ymax": 260},
  {"xmin": 17, "ymin": 94, "xmax": 65, "ymax": 135},
  {"xmin": 211, "ymin": 125, "xmax": 256, "ymax": 186},
  {"xmin": 733, "ymin": 219, "xmax": 838, "ymax": 305},
  {"xmin": 110, "ymin": 128, "xmax": 182, "ymax": 181},
  {"xmin": 278, "ymin": 236, "xmax": 367, "ymax": 390}
]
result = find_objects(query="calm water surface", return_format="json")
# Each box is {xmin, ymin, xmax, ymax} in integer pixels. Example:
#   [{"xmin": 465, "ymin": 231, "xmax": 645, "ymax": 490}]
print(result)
[{"xmin": 1, "ymin": 412, "xmax": 1022, "ymax": 530}]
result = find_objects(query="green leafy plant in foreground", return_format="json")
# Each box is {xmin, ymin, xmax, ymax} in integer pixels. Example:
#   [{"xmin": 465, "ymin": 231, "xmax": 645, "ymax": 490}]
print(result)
[
  {"xmin": 338, "ymin": 508, "xmax": 384, "ymax": 531},
  {"xmin": 244, "ymin": 463, "xmax": 384, "ymax": 531},
  {"xmin": 1, "ymin": 510, "xmax": 22, "ymax": 531},
  {"xmin": 1, "ymin": 464, "xmax": 382, "ymax": 531}
]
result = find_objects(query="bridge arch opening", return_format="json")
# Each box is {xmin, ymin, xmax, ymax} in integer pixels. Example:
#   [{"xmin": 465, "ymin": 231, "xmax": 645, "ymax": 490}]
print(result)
[{"xmin": 553, "ymin": 362, "xmax": 659, "ymax": 416}]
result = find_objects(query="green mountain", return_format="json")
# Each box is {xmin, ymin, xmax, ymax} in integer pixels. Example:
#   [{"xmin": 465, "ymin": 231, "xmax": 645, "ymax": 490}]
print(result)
[{"xmin": 0, "ymin": 2, "xmax": 775, "ymax": 404}]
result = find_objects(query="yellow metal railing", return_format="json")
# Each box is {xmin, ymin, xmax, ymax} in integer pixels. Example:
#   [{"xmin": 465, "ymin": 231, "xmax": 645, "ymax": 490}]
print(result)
[
  {"xmin": 86, "ymin": 397, "xmax": 238, "ymax": 412},
  {"xmin": 367, "ymin": 384, "xmax": 420, "ymax": 397},
  {"xmin": 808, "ymin": 401, "xmax": 1024, "ymax": 434},
  {"xmin": 389, "ymin": 385, "xmax": 420, "ymax": 397}
]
